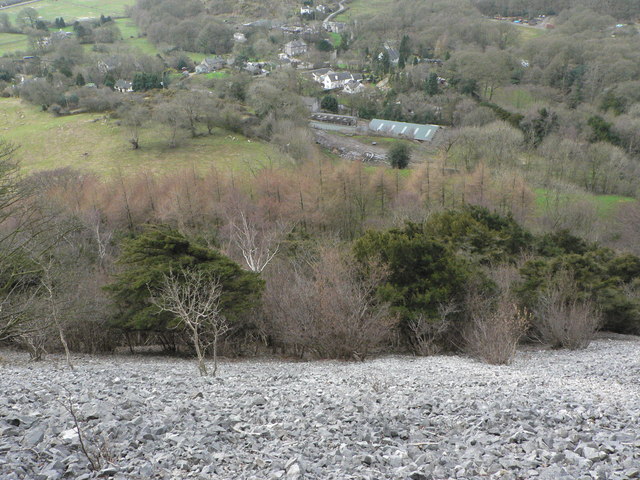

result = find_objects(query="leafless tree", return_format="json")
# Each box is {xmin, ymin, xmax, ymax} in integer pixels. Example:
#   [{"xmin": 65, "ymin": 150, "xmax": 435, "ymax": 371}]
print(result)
[
  {"xmin": 464, "ymin": 292, "xmax": 529, "ymax": 365},
  {"xmin": 118, "ymin": 103, "xmax": 148, "ymax": 150},
  {"xmin": 0, "ymin": 282, "xmax": 40, "ymax": 344},
  {"xmin": 463, "ymin": 265, "xmax": 529, "ymax": 365},
  {"xmin": 229, "ymin": 210, "xmax": 288, "ymax": 273},
  {"xmin": 534, "ymin": 270, "xmax": 601, "ymax": 350},
  {"xmin": 82, "ymin": 209, "xmax": 113, "ymax": 272},
  {"xmin": 0, "ymin": 139, "xmax": 49, "ymax": 343},
  {"xmin": 263, "ymin": 248, "xmax": 396, "ymax": 360},
  {"xmin": 152, "ymin": 268, "xmax": 228, "ymax": 376},
  {"xmin": 16, "ymin": 316, "xmax": 49, "ymax": 361},
  {"xmin": 408, "ymin": 301, "xmax": 457, "ymax": 356},
  {"xmin": 58, "ymin": 390, "xmax": 116, "ymax": 472},
  {"xmin": 37, "ymin": 257, "xmax": 73, "ymax": 368}
]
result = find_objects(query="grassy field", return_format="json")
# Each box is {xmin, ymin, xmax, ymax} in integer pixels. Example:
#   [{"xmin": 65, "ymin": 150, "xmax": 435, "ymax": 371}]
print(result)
[
  {"xmin": 3, "ymin": 0, "xmax": 133, "ymax": 24},
  {"xmin": 328, "ymin": 32, "xmax": 342, "ymax": 47},
  {"xmin": 535, "ymin": 188, "xmax": 636, "ymax": 217},
  {"xmin": 491, "ymin": 87, "xmax": 539, "ymax": 110},
  {"xmin": 113, "ymin": 19, "xmax": 208, "ymax": 62},
  {"xmin": 334, "ymin": 0, "xmax": 394, "ymax": 21},
  {"xmin": 113, "ymin": 18, "xmax": 160, "ymax": 55},
  {"xmin": 0, "ymin": 98, "xmax": 287, "ymax": 176},
  {"xmin": 0, "ymin": 32, "xmax": 29, "ymax": 55},
  {"xmin": 517, "ymin": 25, "xmax": 545, "ymax": 42}
]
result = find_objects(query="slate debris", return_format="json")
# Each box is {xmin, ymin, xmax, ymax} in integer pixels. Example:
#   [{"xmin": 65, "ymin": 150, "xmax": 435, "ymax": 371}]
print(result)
[{"xmin": 0, "ymin": 337, "xmax": 639, "ymax": 479}]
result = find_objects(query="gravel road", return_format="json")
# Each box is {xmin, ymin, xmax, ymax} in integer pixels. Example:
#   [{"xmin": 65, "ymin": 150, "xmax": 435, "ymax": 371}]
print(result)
[{"xmin": 1, "ymin": 335, "xmax": 639, "ymax": 480}]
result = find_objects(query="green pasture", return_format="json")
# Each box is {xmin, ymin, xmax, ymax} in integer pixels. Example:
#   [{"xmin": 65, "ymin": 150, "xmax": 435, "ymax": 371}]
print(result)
[
  {"xmin": 535, "ymin": 188, "xmax": 636, "ymax": 217},
  {"xmin": 334, "ymin": 0, "xmax": 394, "ymax": 21},
  {"xmin": 113, "ymin": 19, "xmax": 159, "ymax": 55},
  {"xmin": 0, "ymin": 98, "xmax": 285, "ymax": 176},
  {"xmin": 3, "ymin": 0, "xmax": 133, "ymax": 24},
  {"xmin": 328, "ymin": 32, "xmax": 342, "ymax": 47},
  {"xmin": 517, "ymin": 25, "xmax": 545, "ymax": 43},
  {"xmin": 0, "ymin": 32, "xmax": 29, "ymax": 55},
  {"xmin": 491, "ymin": 87, "xmax": 539, "ymax": 111},
  {"xmin": 202, "ymin": 70, "xmax": 230, "ymax": 79},
  {"xmin": 113, "ymin": 19, "xmax": 208, "ymax": 62}
]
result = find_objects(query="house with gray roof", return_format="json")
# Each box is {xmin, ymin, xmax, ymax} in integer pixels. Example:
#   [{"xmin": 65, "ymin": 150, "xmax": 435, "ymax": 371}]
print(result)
[
  {"xmin": 195, "ymin": 57, "xmax": 226, "ymax": 74},
  {"xmin": 311, "ymin": 67, "xmax": 334, "ymax": 82},
  {"xmin": 343, "ymin": 79, "xmax": 365, "ymax": 94},
  {"xmin": 284, "ymin": 39, "xmax": 308, "ymax": 57},
  {"xmin": 321, "ymin": 72, "xmax": 362, "ymax": 90},
  {"xmin": 114, "ymin": 79, "xmax": 132, "ymax": 93},
  {"xmin": 379, "ymin": 43, "xmax": 400, "ymax": 66}
]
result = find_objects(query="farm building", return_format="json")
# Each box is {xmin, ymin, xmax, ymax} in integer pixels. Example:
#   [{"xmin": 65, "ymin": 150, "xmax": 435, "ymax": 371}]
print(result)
[
  {"xmin": 369, "ymin": 119, "xmax": 440, "ymax": 141},
  {"xmin": 311, "ymin": 113, "xmax": 357, "ymax": 126}
]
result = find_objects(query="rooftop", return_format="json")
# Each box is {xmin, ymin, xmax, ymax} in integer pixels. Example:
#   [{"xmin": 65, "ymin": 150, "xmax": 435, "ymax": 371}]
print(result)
[{"xmin": 369, "ymin": 119, "xmax": 440, "ymax": 142}]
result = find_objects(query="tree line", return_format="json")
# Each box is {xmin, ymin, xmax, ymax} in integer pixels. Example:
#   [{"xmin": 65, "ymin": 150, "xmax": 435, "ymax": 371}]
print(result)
[{"xmin": 1, "ymin": 143, "xmax": 638, "ymax": 372}]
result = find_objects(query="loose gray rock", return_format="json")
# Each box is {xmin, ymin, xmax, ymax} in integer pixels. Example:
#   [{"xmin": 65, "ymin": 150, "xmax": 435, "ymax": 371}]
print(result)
[
  {"xmin": 1, "ymin": 335, "xmax": 639, "ymax": 479},
  {"xmin": 23, "ymin": 426, "xmax": 46, "ymax": 447}
]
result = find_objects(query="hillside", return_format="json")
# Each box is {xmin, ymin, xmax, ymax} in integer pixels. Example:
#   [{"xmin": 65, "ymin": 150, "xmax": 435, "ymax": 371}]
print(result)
[{"xmin": 0, "ymin": 98, "xmax": 287, "ymax": 175}]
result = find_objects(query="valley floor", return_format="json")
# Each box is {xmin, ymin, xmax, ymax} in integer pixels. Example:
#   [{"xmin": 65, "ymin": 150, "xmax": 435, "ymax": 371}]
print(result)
[{"xmin": 1, "ymin": 335, "xmax": 639, "ymax": 479}]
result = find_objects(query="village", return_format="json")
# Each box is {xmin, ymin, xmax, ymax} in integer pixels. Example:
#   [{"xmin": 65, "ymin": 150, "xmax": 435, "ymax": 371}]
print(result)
[
  {"xmin": 4, "ymin": 0, "xmax": 455, "ymax": 163},
  {"xmin": 93, "ymin": 0, "xmax": 446, "ymax": 158}
]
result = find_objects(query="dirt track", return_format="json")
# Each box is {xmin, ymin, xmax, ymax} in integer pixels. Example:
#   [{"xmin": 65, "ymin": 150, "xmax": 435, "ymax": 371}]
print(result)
[{"xmin": 313, "ymin": 129, "xmax": 390, "ymax": 164}]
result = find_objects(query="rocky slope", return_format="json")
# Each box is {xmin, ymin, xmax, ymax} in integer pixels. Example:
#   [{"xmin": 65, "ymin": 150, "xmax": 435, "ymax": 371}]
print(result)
[{"xmin": 1, "ymin": 336, "xmax": 639, "ymax": 480}]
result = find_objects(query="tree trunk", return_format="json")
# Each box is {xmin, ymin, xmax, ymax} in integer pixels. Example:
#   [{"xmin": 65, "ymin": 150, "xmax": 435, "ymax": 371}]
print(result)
[
  {"xmin": 212, "ymin": 335, "xmax": 218, "ymax": 377},
  {"xmin": 57, "ymin": 323, "xmax": 73, "ymax": 369},
  {"xmin": 193, "ymin": 330, "xmax": 208, "ymax": 376}
]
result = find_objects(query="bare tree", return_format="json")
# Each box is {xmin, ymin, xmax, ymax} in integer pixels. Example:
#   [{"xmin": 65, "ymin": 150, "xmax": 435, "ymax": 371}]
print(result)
[
  {"xmin": 463, "ymin": 265, "xmax": 529, "ymax": 365},
  {"xmin": 0, "ymin": 139, "xmax": 50, "ymax": 343},
  {"xmin": 84, "ymin": 208, "xmax": 113, "ymax": 272},
  {"xmin": 38, "ymin": 257, "xmax": 73, "ymax": 368},
  {"xmin": 0, "ymin": 282, "xmax": 40, "ymax": 344},
  {"xmin": 118, "ymin": 103, "xmax": 148, "ymax": 150},
  {"xmin": 263, "ymin": 248, "xmax": 396, "ymax": 360},
  {"xmin": 408, "ymin": 301, "xmax": 457, "ymax": 356},
  {"xmin": 58, "ymin": 391, "xmax": 116, "ymax": 472},
  {"xmin": 152, "ymin": 268, "xmax": 228, "ymax": 376},
  {"xmin": 229, "ymin": 211, "xmax": 287, "ymax": 273},
  {"xmin": 16, "ymin": 315, "xmax": 49, "ymax": 361},
  {"xmin": 534, "ymin": 271, "xmax": 601, "ymax": 350}
]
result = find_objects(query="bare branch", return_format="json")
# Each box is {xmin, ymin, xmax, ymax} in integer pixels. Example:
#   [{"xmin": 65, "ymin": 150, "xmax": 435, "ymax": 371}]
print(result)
[
  {"xmin": 229, "ymin": 211, "xmax": 290, "ymax": 273},
  {"xmin": 151, "ymin": 268, "xmax": 228, "ymax": 376}
]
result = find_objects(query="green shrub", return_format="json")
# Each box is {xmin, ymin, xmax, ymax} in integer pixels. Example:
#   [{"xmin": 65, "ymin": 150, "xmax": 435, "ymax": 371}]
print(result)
[
  {"xmin": 353, "ymin": 222, "xmax": 471, "ymax": 328},
  {"xmin": 106, "ymin": 226, "xmax": 263, "ymax": 333},
  {"xmin": 388, "ymin": 143, "xmax": 411, "ymax": 169}
]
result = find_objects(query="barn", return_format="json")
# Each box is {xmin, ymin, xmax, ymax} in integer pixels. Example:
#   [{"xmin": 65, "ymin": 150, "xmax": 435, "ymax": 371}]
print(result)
[{"xmin": 368, "ymin": 119, "xmax": 440, "ymax": 141}]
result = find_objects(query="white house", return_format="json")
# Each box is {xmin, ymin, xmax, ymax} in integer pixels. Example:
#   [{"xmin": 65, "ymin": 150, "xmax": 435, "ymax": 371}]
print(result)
[
  {"xmin": 321, "ymin": 72, "xmax": 362, "ymax": 90},
  {"xmin": 234, "ymin": 32, "xmax": 246, "ymax": 43},
  {"xmin": 284, "ymin": 39, "xmax": 308, "ymax": 57},
  {"xmin": 342, "ymin": 79, "xmax": 365, "ymax": 94},
  {"xmin": 379, "ymin": 43, "xmax": 400, "ymax": 66},
  {"xmin": 311, "ymin": 67, "xmax": 334, "ymax": 82}
]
